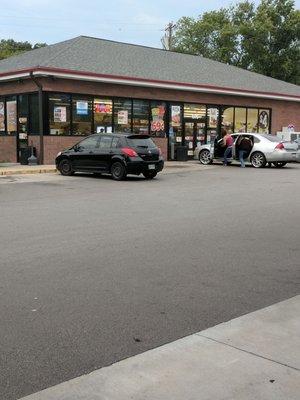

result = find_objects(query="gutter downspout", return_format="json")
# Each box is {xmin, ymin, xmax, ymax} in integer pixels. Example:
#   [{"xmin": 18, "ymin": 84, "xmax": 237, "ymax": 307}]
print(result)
[{"xmin": 30, "ymin": 72, "xmax": 44, "ymax": 164}]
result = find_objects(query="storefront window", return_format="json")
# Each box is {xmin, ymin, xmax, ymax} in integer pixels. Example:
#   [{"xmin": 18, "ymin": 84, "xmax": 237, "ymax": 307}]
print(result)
[
  {"xmin": 6, "ymin": 96, "xmax": 17, "ymax": 134},
  {"xmin": 18, "ymin": 95, "xmax": 29, "ymax": 140},
  {"xmin": 114, "ymin": 98, "xmax": 132, "ymax": 133},
  {"xmin": 133, "ymin": 100, "xmax": 149, "ymax": 134},
  {"xmin": 0, "ymin": 98, "xmax": 5, "ymax": 132},
  {"xmin": 206, "ymin": 107, "xmax": 219, "ymax": 144},
  {"xmin": 150, "ymin": 101, "xmax": 166, "ymax": 137},
  {"xmin": 247, "ymin": 108, "xmax": 258, "ymax": 132},
  {"xmin": 258, "ymin": 109, "xmax": 270, "ymax": 133},
  {"xmin": 29, "ymin": 94, "xmax": 39, "ymax": 134},
  {"xmin": 234, "ymin": 107, "xmax": 247, "ymax": 133},
  {"xmin": 72, "ymin": 96, "xmax": 92, "ymax": 135},
  {"xmin": 221, "ymin": 107, "xmax": 234, "ymax": 131},
  {"xmin": 184, "ymin": 104, "xmax": 206, "ymax": 120},
  {"xmin": 94, "ymin": 98, "xmax": 113, "ymax": 133},
  {"xmin": 49, "ymin": 94, "xmax": 71, "ymax": 135},
  {"xmin": 169, "ymin": 104, "xmax": 182, "ymax": 159}
]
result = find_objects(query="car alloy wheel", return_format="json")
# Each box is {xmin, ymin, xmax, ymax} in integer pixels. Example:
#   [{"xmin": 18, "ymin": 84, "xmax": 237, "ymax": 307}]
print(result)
[
  {"xmin": 199, "ymin": 149, "xmax": 212, "ymax": 165},
  {"xmin": 273, "ymin": 161, "xmax": 287, "ymax": 168},
  {"xmin": 111, "ymin": 161, "xmax": 126, "ymax": 180},
  {"xmin": 250, "ymin": 152, "xmax": 266, "ymax": 168},
  {"xmin": 58, "ymin": 159, "xmax": 74, "ymax": 176}
]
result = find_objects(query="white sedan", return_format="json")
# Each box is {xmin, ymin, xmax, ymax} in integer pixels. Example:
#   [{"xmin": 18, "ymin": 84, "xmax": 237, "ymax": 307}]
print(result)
[{"xmin": 194, "ymin": 133, "xmax": 300, "ymax": 168}]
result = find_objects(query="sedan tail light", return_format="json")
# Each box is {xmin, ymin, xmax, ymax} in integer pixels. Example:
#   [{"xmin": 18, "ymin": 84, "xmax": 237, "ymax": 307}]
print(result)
[
  {"xmin": 275, "ymin": 143, "xmax": 285, "ymax": 150},
  {"xmin": 121, "ymin": 147, "xmax": 138, "ymax": 157}
]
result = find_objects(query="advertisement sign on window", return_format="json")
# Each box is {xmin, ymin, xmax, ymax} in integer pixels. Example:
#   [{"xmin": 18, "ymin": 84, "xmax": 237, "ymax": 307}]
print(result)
[
  {"xmin": 259, "ymin": 110, "xmax": 269, "ymax": 129},
  {"xmin": 208, "ymin": 108, "xmax": 218, "ymax": 128},
  {"xmin": 95, "ymin": 103, "xmax": 112, "ymax": 114},
  {"xmin": 0, "ymin": 102, "xmax": 5, "ymax": 131},
  {"xmin": 6, "ymin": 100, "xmax": 17, "ymax": 133},
  {"xmin": 54, "ymin": 106, "xmax": 67, "ymax": 122},
  {"xmin": 76, "ymin": 101, "xmax": 88, "ymax": 115},
  {"xmin": 151, "ymin": 104, "xmax": 165, "ymax": 132},
  {"xmin": 117, "ymin": 110, "xmax": 128, "ymax": 125},
  {"xmin": 171, "ymin": 105, "xmax": 180, "ymax": 127}
]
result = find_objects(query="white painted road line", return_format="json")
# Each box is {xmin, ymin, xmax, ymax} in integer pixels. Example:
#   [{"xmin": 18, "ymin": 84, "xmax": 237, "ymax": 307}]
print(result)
[{"xmin": 19, "ymin": 295, "xmax": 300, "ymax": 400}]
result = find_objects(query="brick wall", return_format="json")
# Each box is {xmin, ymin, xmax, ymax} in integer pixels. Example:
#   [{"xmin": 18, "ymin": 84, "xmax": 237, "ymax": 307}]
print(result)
[
  {"xmin": 42, "ymin": 136, "xmax": 167, "ymax": 165},
  {"xmin": 0, "ymin": 136, "xmax": 17, "ymax": 163},
  {"xmin": 1, "ymin": 77, "xmax": 300, "ymax": 163},
  {"xmin": 43, "ymin": 136, "xmax": 83, "ymax": 165}
]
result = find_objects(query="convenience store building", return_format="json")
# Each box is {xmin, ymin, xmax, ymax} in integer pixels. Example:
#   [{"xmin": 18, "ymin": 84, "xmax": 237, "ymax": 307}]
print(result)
[{"xmin": 0, "ymin": 35, "xmax": 300, "ymax": 164}]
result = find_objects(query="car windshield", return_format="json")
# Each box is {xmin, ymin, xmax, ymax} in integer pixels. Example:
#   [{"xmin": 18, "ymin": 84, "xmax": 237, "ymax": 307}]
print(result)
[{"xmin": 126, "ymin": 137, "xmax": 156, "ymax": 148}]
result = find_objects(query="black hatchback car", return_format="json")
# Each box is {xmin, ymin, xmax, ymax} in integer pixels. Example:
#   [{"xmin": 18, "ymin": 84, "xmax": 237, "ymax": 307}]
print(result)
[{"xmin": 55, "ymin": 133, "xmax": 164, "ymax": 180}]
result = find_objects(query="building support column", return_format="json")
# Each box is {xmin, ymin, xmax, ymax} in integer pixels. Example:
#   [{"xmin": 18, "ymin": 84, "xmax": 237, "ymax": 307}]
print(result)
[{"xmin": 30, "ymin": 72, "xmax": 44, "ymax": 164}]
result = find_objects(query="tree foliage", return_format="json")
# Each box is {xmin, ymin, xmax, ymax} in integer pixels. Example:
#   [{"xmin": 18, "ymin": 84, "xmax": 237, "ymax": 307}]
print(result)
[
  {"xmin": 0, "ymin": 39, "xmax": 46, "ymax": 61},
  {"xmin": 173, "ymin": 0, "xmax": 300, "ymax": 84}
]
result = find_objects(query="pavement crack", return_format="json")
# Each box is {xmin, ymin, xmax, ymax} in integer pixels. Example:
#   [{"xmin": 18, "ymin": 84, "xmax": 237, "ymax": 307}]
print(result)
[{"xmin": 196, "ymin": 333, "xmax": 300, "ymax": 372}]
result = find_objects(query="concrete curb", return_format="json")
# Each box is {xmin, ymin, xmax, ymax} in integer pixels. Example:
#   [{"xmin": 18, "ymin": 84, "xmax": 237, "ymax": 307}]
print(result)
[
  {"xmin": 19, "ymin": 295, "xmax": 300, "ymax": 400},
  {"xmin": 0, "ymin": 162, "xmax": 207, "ymax": 176},
  {"xmin": 0, "ymin": 167, "xmax": 57, "ymax": 176}
]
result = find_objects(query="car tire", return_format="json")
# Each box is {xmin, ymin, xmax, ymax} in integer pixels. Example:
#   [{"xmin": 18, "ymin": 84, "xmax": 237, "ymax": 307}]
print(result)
[
  {"xmin": 199, "ymin": 149, "xmax": 212, "ymax": 165},
  {"xmin": 111, "ymin": 161, "xmax": 127, "ymax": 180},
  {"xmin": 250, "ymin": 152, "xmax": 267, "ymax": 168},
  {"xmin": 143, "ymin": 171, "xmax": 157, "ymax": 179},
  {"xmin": 273, "ymin": 161, "xmax": 287, "ymax": 168},
  {"xmin": 58, "ymin": 159, "xmax": 74, "ymax": 176}
]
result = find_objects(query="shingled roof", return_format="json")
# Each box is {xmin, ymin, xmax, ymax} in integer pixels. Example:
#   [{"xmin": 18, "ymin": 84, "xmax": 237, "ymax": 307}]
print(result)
[{"xmin": 0, "ymin": 35, "xmax": 299, "ymax": 100}]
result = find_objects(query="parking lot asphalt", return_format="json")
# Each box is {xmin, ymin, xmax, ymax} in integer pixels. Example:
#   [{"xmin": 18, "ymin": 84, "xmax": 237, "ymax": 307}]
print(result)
[{"xmin": 1, "ymin": 164, "xmax": 300, "ymax": 400}]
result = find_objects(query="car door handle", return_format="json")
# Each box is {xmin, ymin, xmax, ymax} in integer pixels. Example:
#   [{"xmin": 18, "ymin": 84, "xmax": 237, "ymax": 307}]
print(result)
[{"xmin": 89, "ymin": 151, "xmax": 94, "ymax": 154}]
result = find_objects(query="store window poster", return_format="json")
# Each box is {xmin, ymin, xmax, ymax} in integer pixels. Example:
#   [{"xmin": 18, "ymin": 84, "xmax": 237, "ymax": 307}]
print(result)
[
  {"xmin": 117, "ymin": 110, "xmax": 128, "ymax": 125},
  {"xmin": 54, "ymin": 106, "xmax": 67, "ymax": 122},
  {"xmin": 76, "ymin": 101, "xmax": 88, "ymax": 115},
  {"xmin": 171, "ymin": 106, "xmax": 181, "ymax": 127},
  {"xmin": 6, "ymin": 100, "xmax": 17, "ymax": 132},
  {"xmin": 151, "ymin": 104, "xmax": 165, "ymax": 132},
  {"xmin": 209, "ymin": 108, "xmax": 218, "ymax": 128},
  {"xmin": 0, "ymin": 102, "xmax": 4, "ymax": 131}
]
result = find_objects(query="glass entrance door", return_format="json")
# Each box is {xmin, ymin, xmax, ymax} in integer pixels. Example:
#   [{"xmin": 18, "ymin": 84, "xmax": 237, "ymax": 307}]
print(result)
[{"xmin": 184, "ymin": 121, "xmax": 206, "ymax": 158}]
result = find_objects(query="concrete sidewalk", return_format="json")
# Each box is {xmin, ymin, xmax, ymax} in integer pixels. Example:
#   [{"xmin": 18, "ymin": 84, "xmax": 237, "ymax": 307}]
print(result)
[
  {"xmin": 0, "ymin": 161, "xmax": 205, "ymax": 176},
  {"xmin": 20, "ymin": 295, "xmax": 300, "ymax": 400}
]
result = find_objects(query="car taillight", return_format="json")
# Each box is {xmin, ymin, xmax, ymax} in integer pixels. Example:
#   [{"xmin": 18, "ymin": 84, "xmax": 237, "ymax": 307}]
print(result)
[
  {"xmin": 121, "ymin": 147, "xmax": 138, "ymax": 157},
  {"xmin": 275, "ymin": 143, "xmax": 285, "ymax": 150}
]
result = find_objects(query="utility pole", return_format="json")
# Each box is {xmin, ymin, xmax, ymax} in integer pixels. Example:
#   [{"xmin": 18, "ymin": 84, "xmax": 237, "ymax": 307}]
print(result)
[{"xmin": 161, "ymin": 22, "xmax": 176, "ymax": 50}]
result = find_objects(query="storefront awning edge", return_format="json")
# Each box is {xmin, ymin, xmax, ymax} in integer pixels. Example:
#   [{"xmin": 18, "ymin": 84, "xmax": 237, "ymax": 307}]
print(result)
[{"xmin": 0, "ymin": 67, "xmax": 299, "ymax": 103}]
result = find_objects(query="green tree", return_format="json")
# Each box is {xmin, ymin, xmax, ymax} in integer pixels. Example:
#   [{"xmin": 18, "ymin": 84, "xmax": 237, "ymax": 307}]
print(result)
[
  {"xmin": 173, "ymin": 0, "xmax": 300, "ymax": 84},
  {"xmin": 0, "ymin": 39, "xmax": 47, "ymax": 61}
]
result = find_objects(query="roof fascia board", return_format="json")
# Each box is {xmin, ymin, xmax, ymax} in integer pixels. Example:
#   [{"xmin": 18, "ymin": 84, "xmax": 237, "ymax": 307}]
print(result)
[{"xmin": 0, "ymin": 67, "xmax": 299, "ymax": 102}]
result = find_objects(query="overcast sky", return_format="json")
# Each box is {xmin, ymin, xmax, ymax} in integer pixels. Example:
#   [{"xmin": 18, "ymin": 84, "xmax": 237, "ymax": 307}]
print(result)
[{"xmin": 1, "ymin": 0, "xmax": 300, "ymax": 48}]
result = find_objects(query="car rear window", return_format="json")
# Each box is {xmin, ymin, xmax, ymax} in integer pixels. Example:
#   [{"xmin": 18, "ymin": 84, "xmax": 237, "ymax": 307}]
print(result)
[
  {"xmin": 126, "ymin": 137, "xmax": 156, "ymax": 148},
  {"xmin": 260, "ymin": 134, "xmax": 280, "ymax": 142}
]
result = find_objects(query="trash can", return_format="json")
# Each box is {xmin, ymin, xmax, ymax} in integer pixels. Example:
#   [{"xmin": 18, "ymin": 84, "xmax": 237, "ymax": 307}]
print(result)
[
  {"xmin": 20, "ymin": 147, "xmax": 36, "ymax": 165},
  {"xmin": 176, "ymin": 145, "xmax": 188, "ymax": 161}
]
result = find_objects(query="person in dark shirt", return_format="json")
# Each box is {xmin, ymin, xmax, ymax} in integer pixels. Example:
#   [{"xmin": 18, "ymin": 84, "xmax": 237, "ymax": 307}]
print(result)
[{"xmin": 237, "ymin": 136, "xmax": 252, "ymax": 167}]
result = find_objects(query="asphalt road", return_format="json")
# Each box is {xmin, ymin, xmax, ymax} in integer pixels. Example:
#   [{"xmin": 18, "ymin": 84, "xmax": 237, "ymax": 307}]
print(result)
[{"xmin": 1, "ymin": 165, "xmax": 300, "ymax": 400}]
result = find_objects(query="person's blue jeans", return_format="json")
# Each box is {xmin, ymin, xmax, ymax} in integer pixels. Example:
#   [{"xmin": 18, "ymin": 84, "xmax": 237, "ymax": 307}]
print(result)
[
  {"xmin": 223, "ymin": 146, "xmax": 232, "ymax": 165},
  {"xmin": 239, "ymin": 149, "xmax": 247, "ymax": 167}
]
